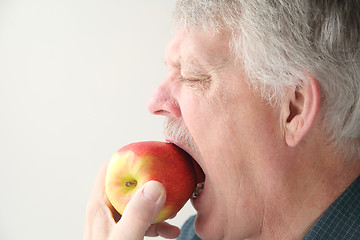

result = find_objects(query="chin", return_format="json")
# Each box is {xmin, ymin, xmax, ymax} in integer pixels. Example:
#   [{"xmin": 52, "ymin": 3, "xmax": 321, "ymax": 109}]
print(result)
[{"xmin": 194, "ymin": 214, "xmax": 225, "ymax": 240}]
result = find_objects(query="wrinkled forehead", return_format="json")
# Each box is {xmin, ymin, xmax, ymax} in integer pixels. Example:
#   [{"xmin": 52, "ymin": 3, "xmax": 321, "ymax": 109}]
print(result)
[{"xmin": 165, "ymin": 28, "xmax": 233, "ymax": 70}]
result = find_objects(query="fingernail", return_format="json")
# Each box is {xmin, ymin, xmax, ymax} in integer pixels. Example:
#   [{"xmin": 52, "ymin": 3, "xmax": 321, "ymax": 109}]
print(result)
[{"xmin": 142, "ymin": 181, "xmax": 162, "ymax": 202}]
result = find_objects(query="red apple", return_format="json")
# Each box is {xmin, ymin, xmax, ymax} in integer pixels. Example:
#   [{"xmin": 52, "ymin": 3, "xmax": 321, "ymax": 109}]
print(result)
[{"xmin": 105, "ymin": 141, "xmax": 197, "ymax": 223}]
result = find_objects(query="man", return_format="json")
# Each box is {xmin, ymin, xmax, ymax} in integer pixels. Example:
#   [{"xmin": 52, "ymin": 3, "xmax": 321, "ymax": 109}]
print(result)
[{"xmin": 84, "ymin": 1, "xmax": 360, "ymax": 239}]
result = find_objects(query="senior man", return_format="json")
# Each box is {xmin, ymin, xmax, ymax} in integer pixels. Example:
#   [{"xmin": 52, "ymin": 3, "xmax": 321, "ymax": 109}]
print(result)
[{"xmin": 84, "ymin": 1, "xmax": 360, "ymax": 239}]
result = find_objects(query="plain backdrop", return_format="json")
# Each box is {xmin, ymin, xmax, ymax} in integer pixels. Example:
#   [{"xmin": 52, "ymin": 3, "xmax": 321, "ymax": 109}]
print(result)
[{"xmin": 0, "ymin": 0, "xmax": 196, "ymax": 239}]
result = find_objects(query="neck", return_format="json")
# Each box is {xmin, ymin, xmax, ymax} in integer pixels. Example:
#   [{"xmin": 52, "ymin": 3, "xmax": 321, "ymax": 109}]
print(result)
[{"xmin": 258, "ymin": 142, "xmax": 360, "ymax": 240}]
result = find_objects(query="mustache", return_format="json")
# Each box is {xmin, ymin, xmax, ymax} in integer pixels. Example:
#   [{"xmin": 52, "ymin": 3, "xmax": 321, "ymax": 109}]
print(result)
[{"xmin": 163, "ymin": 118, "xmax": 200, "ymax": 155}]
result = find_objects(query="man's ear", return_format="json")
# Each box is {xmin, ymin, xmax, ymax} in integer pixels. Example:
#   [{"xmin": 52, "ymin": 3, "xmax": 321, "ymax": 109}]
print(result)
[{"xmin": 282, "ymin": 76, "xmax": 320, "ymax": 147}]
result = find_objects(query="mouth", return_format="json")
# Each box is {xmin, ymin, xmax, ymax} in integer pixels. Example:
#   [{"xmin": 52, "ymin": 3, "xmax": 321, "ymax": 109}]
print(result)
[{"xmin": 165, "ymin": 138, "xmax": 206, "ymax": 199}]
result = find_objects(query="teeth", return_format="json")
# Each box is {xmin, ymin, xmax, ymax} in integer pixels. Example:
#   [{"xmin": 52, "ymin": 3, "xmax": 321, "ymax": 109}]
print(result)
[{"xmin": 192, "ymin": 182, "xmax": 204, "ymax": 199}]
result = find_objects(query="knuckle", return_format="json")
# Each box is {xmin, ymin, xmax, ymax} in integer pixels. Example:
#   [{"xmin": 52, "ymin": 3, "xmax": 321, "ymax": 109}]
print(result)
[{"xmin": 86, "ymin": 200, "xmax": 110, "ymax": 220}]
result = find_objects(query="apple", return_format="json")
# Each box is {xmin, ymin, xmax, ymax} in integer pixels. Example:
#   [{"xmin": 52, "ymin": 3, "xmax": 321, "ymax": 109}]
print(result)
[{"xmin": 105, "ymin": 141, "xmax": 197, "ymax": 223}]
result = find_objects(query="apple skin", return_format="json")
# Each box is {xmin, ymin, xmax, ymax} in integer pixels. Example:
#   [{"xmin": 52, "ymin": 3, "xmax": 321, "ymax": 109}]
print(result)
[{"xmin": 105, "ymin": 141, "xmax": 197, "ymax": 223}]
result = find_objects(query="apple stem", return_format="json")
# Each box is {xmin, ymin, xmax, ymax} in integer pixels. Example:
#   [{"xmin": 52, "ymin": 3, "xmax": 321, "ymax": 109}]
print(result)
[{"xmin": 125, "ymin": 180, "xmax": 137, "ymax": 187}]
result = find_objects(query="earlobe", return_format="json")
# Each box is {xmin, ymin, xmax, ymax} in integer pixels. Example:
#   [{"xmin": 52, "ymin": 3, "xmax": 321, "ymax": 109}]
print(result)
[{"xmin": 283, "ymin": 76, "xmax": 320, "ymax": 147}]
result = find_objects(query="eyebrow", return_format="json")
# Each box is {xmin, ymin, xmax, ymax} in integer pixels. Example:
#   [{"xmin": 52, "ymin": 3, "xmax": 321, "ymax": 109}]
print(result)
[
  {"xmin": 165, "ymin": 55, "xmax": 209, "ymax": 74},
  {"xmin": 184, "ymin": 59, "xmax": 210, "ymax": 76}
]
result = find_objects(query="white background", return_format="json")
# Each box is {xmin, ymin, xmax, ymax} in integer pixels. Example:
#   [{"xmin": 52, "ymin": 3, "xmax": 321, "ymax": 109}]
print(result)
[{"xmin": 0, "ymin": 0, "xmax": 195, "ymax": 239}]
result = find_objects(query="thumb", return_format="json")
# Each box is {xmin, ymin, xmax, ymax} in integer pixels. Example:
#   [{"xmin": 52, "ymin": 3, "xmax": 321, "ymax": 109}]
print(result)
[{"xmin": 109, "ymin": 181, "xmax": 166, "ymax": 240}]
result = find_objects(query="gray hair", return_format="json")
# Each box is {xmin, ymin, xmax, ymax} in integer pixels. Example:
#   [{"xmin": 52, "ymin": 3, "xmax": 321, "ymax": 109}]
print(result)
[{"xmin": 174, "ymin": 0, "xmax": 360, "ymax": 160}]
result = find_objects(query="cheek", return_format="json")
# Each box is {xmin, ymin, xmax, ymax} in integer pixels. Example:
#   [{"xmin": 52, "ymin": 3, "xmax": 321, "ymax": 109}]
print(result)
[
  {"xmin": 182, "ymin": 93, "xmax": 248, "ymax": 190},
  {"xmin": 181, "ymin": 91, "xmax": 276, "ymax": 238},
  {"xmin": 179, "ymin": 91, "xmax": 215, "ymax": 135}
]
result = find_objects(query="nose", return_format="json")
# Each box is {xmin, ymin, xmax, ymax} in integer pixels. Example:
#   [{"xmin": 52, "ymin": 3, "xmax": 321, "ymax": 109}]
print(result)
[{"xmin": 147, "ymin": 81, "xmax": 182, "ymax": 118}]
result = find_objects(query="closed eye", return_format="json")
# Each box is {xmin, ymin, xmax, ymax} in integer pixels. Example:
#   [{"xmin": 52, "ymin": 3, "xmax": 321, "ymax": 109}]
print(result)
[{"xmin": 181, "ymin": 75, "xmax": 211, "ymax": 90}]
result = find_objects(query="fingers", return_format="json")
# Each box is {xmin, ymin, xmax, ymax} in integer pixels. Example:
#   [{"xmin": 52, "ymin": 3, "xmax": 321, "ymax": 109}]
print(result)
[
  {"xmin": 91, "ymin": 161, "xmax": 108, "ymax": 198},
  {"xmin": 90, "ymin": 162, "xmax": 121, "ymax": 220},
  {"xmin": 85, "ymin": 164, "xmax": 179, "ymax": 240},
  {"xmin": 109, "ymin": 181, "xmax": 167, "ymax": 240},
  {"xmin": 146, "ymin": 222, "xmax": 181, "ymax": 239},
  {"xmin": 84, "ymin": 203, "xmax": 114, "ymax": 240},
  {"xmin": 84, "ymin": 162, "xmax": 115, "ymax": 240}
]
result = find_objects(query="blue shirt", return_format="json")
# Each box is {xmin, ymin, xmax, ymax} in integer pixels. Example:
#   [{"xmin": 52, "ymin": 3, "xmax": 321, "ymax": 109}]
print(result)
[{"xmin": 177, "ymin": 176, "xmax": 360, "ymax": 240}]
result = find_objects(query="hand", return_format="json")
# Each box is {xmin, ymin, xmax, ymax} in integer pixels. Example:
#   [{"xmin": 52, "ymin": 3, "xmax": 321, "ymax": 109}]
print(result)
[{"xmin": 84, "ymin": 162, "xmax": 181, "ymax": 240}]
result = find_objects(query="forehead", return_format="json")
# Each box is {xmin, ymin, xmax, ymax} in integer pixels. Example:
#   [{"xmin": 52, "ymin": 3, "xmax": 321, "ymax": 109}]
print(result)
[{"xmin": 165, "ymin": 28, "xmax": 232, "ymax": 69}]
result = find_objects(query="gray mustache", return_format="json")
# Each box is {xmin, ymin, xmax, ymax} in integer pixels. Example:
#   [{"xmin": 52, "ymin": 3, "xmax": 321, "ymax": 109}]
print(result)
[{"xmin": 163, "ymin": 118, "xmax": 200, "ymax": 156}]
